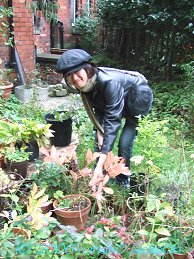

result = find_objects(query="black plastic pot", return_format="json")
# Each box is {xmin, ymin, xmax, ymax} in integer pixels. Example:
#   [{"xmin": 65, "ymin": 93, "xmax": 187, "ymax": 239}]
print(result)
[
  {"xmin": 25, "ymin": 140, "xmax": 39, "ymax": 161},
  {"xmin": 7, "ymin": 160, "xmax": 28, "ymax": 180},
  {"xmin": 15, "ymin": 139, "xmax": 39, "ymax": 162},
  {"xmin": 45, "ymin": 112, "xmax": 72, "ymax": 147}
]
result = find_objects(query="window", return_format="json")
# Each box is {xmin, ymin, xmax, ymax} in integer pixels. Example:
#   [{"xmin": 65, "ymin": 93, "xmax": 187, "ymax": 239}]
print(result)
[
  {"xmin": 72, "ymin": 0, "xmax": 78, "ymax": 25},
  {"xmin": 72, "ymin": 0, "xmax": 92, "ymax": 25}
]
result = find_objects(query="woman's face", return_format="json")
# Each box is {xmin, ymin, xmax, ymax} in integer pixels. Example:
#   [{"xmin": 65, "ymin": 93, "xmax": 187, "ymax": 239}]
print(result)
[{"xmin": 66, "ymin": 69, "xmax": 88, "ymax": 91}]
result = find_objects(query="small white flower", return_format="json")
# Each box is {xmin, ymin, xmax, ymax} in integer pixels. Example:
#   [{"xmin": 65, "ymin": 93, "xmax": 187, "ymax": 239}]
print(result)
[
  {"xmin": 130, "ymin": 155, "xmax": 144, "ymax": 165},
  {"xmin": 146, "ymin": 160, "xmax": 154, "ymax": 166},
  {"xmin": 189, "ymin": 154, "xmax": 194, "ymax": 159}
]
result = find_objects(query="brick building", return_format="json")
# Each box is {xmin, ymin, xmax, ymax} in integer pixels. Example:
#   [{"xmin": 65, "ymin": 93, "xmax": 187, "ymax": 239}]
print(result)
[{"xmin": 0, "ymin": 0, "xmax": 96, "ymax": 83}]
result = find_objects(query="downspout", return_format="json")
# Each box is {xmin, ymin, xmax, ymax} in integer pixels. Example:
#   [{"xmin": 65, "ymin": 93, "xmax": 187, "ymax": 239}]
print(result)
[
  {"xmin": 14, "ymin": 48, "xmax": 26, "ymax": 85},
  {"xmin": 7, "ymin": 0, "xmax": 26, "ymax": 85}
]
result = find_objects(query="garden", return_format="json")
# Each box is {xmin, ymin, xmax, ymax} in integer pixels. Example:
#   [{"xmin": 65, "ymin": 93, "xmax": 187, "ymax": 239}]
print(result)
[
  {"xmin": 0, "ymin": 0, "xmax": 193, "ymax": 257},
  {"xmin": 0, "ymin": 61, "xmax": 193, "ymax": 259}
]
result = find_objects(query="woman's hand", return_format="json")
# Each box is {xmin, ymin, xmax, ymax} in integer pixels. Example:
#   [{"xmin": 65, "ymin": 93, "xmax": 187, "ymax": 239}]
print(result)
[{"xmin": 89, "ymin": 153, "xmax": 107, "ymax": 191}]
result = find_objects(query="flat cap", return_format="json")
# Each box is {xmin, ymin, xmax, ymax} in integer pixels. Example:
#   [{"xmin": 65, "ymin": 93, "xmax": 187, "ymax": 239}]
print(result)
[{"xmin": 56, "ymin": 49, "xmax": 92, "ymax": 76}]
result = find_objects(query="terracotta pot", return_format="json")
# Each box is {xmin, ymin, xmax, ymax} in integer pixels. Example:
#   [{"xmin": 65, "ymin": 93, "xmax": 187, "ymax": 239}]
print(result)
[
  {"xmin": 6, "ymin": 160, "xmax": 28, "ymax": 180},
  {"xmin": 13, "ymin": 227, "xmax": 30, "ymax": 239},
  {"xmin": 41, "ymin": 201, "xmax": 53, "ymax": 214},
  {"xmin": 165, "ymin": 253, "xmax": 191, "ymax": 259},
  {"xmin": 53, "ymin": 194, "xmax": 91, "ymax": 231},
  {"xmin": 0, "ymin": 82, "xmax": 14, "ymax": 98}
]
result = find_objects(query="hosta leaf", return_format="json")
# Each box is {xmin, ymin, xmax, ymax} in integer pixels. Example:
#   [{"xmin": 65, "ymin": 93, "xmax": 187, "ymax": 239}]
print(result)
[
  {"xmin": 137, "ymin": 229, "xmax": 149, "ymax": 236},
  {"xmin": 33, "ymin": 188, "xmax": 46, "ymax": 199},
  {"xmin": 155, "ymin": 227, "xmax": 171, "ymax": 236},
  {"xmin": 61, "ymin": 255, "xmax": 75, "ymax": 259},
  {"xmin": 146, "ymin": 217, "xmax": 155, "ymax": 224}
]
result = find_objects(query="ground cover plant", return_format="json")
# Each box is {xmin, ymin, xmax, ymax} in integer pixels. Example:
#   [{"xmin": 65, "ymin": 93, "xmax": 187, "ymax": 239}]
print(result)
[{"xmin": 0, "ymin": 67, "xmax": 193, "ymax": 258}]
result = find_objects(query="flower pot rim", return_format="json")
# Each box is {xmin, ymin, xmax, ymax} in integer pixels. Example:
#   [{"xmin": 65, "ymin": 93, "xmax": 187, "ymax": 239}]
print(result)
[
  {"xmin": 0, "ymin": 81, "xmax": 13, "ymax": 88},
  {"xmin": 53, "ymin": 194, "xmax": 91, "ymax": 213},
  {"xmin": 45, "ymin": 111, "xmax": 72, "ymax": 122},
  {"xmin": 13, "ymin": 227, "xmax": 31, "ymax": 239}
]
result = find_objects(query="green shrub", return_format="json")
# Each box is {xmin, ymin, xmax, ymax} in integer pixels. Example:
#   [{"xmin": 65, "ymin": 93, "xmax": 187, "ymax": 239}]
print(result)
[
  {"xmin": 74, "ymin": 11, "xmax": 100, "ymax": 52},
  {"xmin": 30, "ymin": 161, "xmax": 72, "ymax": 199},
  {"xmin": 133, "ymin": 115, "xmax": 168, "ymax": 163}
]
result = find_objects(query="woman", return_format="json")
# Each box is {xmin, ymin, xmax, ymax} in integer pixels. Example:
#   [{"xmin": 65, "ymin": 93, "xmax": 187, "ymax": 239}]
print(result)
[{"xmin": 56, "ymin": 49, "xmax": 153, "ymax": 188}]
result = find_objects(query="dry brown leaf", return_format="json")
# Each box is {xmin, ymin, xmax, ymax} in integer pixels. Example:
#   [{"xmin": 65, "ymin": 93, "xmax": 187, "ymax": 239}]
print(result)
[{"xmin": 70, "ymin": 170, "xmax": 78, "ymax": 181}]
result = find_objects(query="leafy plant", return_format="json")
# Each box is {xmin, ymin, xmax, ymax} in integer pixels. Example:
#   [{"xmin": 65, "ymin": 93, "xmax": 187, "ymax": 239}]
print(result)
[
  {"xmin": 133, "ymin": 115, "xmax": 169, "ymax": 163},
  {"xmin": 39, "ymin": 145, "xmax": 130, "ymax": 212},
  {"xmin": 54, "ymin": 192, "xmax": 90, "ymax": 211},
  {"xmin": 0, "ymin": 95, "xmax": 47, "ymax": 123},
  {"xmin": 51, "ymin": 216, "xmax": 135, "ymax": 258},
  {"xmin": 5, "ymin": 147, "xmax": 31, "ymax": 162},
  {"xmin": 30, "ymin": 160, "xmax": 72, "ymax": 199},
  {"xmin": 0, "ymin": 118, "xmax": 53, "ymax": 147},
  {"xmin": 152, "ymin": 81, "xmax": 194, "ymax": 140},
  {"xmin": 26, "ymin": 0, "xmax": 59, "ymax": 22},
  {"xmin": 48, "ymin": 95, "xmax": 81, "ymax": 122},
  {"xmin": 0, "ymin": 223, "xmax": 16, "ymax": 258},
  {"xmin": 0, "ymin": 183, "xmax": 57, "ymax": 236},
  {"xmin": 0, "ymin": 58, "xmax": 13, "ymax": 85},
  {"xmin": 52, "ymin": 110, "xmax": 72, "ymax": 121},
  {"xmin": 74, "ymin": 10, "xmax": 100, "ymax": 51},
  {"xmin": 124, "ymin": 194, "xmax": 175, "ymax": 258}
]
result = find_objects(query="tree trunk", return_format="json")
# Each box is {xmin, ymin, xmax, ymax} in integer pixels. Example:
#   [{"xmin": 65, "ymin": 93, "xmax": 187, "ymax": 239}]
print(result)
[{"xmin": 165, "ymin": 25, "xmax": 177, "ymax": 81}]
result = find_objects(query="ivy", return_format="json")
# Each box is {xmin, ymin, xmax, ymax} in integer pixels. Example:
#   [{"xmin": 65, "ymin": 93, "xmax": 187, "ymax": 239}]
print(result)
[{"xmin": 26, "ymin": 0, "xmax": 59, "ymax": 22}]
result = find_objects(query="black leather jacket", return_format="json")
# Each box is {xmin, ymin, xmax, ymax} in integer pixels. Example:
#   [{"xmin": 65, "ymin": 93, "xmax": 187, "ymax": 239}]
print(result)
[{"xmin": 84, "ymin": 67, "xmax": 153, "ymax": 154}]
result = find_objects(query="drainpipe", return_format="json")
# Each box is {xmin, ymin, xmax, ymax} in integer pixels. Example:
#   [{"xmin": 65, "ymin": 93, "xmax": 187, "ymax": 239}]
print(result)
[
  {"xmin": 7, "ymin": 0, "xmax": 26, "ymax": 85},
  {"xmin": 14, "ymin": 48, "xmax": 26, "ymax": 85}
]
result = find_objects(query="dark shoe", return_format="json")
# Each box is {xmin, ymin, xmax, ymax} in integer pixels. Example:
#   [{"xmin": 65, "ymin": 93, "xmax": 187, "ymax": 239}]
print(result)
[{"xmin": 116, "ymin": 177, "xmax": 130, "ymax": 188}]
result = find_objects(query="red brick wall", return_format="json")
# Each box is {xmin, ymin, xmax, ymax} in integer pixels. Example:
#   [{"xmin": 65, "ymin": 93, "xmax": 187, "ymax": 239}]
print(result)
[
  {"xmin": 13, "ymin": 0, "xmax": 35, "ymax": 79},
  {"xmin": 0, "ymin": 0, "xmax": 97, "ymax": 80},
  {"xmin": 34, "ymin": 11, "xmax": 50, "ymax": 54},
  {"xmin": 58, "ymin": 0, "xmax": 73, "ymax": 43},
  {"xmin": 34, "ymin": 0, "xmax": 73, "ymax": 52}
]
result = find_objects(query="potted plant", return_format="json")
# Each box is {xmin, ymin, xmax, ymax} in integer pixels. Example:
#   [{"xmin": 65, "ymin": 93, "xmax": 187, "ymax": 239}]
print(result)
[
  {"xmin": 45, "ymin": 110, "xmax": 72, "ymax": 147},
  {"xmin": 0, "ymin": 118, "xmax": 54, "ymax": 161},
  {"xmin": 0, "ymin": 183, "xmax": 57, "ymax": 243},
  {"xmin": 53, "ymin": 190, "xmax": 91, "ymax": 231},
  {"xmin": 0, "ymin": 58, "xmax": 14, "ymax": 99},
  {"xmin": 31, "ymin": 64, "xmax": 49, "ymax": 102},
  {"xmin": 5, "ymin": 147, "xmax": 31, "ymax": 180},
  {"xmin": 29, "ymin": 159, "xmax": 73, "ymax": 200}
]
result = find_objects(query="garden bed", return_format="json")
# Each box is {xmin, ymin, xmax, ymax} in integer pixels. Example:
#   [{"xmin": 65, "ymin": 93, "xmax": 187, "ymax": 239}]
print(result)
[{"xmin": 0, "ymin": 80, "xmax": 193, "ymax": 258}]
